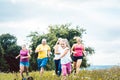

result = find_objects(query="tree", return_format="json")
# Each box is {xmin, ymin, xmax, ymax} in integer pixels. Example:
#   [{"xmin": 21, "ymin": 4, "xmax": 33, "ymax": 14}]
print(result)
[
  {"xmin": 0, "ymin": 43, "xmax": 8, "ymax": 72},
  {"xmin": 0, "ymin": 33, "xmax": 21, "ymax": 72},
  {"xmin": 28, "ymin": 23, "xmax": 95, "ymax": 71}
]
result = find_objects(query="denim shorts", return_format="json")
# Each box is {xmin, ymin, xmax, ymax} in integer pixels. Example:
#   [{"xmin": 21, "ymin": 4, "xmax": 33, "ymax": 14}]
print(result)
[
  {"xmin": 37, "ymin": 57, "xmax": 48, "ymax": 70},
  {"xmin": 20, "ymin": 61, "xmax": 29, "ymax": 67}
]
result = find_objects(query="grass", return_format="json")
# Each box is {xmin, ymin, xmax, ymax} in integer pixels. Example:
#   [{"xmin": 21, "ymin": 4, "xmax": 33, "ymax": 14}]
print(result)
[{"xmin": 0, "ymin": 67, "xmax": 120, "ymax": 80}]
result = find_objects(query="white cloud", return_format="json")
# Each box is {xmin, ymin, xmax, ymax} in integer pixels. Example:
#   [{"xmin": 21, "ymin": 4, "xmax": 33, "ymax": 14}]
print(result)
[
  {"xmin": 0, "ymin": 19, "xmax": 49, "ymax": 33},
  {"xmin": 11, "ymin": 0, "xmax": 16, "ymax": 4}
]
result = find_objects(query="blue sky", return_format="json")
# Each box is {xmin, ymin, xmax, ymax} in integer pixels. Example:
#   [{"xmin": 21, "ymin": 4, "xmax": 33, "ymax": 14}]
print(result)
[{"xmin": 0, "ymin": 0, "xmax": 120, "ymax": 65}]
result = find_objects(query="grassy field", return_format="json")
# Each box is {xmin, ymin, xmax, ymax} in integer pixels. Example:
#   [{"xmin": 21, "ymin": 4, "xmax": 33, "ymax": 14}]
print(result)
[{"xmin": 0, "ymin": 67, "xmax": 120, "ymax": 80}]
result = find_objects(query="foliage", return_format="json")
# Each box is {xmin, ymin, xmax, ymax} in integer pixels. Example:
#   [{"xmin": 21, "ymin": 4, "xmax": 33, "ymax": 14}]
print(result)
[
  {"xmin": 0, "ymin": 24, "xmax": 95, "ymax": 72},
  {"xmin": 0, "ymin": 33, "xmax": 21, "ymax": 72},
  {"xmin": 28, "ymin": 23, "xmax": 95, "ymax": 71}
]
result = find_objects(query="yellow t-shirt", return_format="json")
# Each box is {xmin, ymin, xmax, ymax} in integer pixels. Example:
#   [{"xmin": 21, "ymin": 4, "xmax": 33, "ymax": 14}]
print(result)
[{"xmin": 36, "ymin": 44, "xmax": 50, "ymax": 59}]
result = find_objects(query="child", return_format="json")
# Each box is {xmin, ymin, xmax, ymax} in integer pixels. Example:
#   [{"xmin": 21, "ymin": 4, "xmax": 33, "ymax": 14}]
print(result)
[
  {"xmin": 55, "ymin": 39, "xmax": 72, "ymax": 80},
  {"xmin": 53, "ymin": 38, "xmax": 62, "ymax": 76},
  {"xmin": 16, "ymin": 44, "xmax": 31, "ymax": 79}
]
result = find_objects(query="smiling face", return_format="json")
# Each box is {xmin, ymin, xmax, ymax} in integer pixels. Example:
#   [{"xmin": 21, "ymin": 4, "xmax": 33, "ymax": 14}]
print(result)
[
  {"xmin": 61, "ymin": 41, "xmax": 66, "ymax": 49},
  {"xmin": 60, "ymin": 39, "xmax": 69, "ymax": 49}
]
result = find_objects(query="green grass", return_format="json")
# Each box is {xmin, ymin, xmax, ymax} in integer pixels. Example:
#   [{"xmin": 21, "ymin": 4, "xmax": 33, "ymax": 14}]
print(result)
[{"xmin": 0, "ymin": 67, "xmax": 120, "ymax": 80}]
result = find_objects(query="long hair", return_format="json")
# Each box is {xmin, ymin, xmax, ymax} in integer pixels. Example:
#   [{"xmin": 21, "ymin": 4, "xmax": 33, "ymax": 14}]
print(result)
[{"xmin": 62, "ymin": 39, "xmax": 70, "ymax": 49}]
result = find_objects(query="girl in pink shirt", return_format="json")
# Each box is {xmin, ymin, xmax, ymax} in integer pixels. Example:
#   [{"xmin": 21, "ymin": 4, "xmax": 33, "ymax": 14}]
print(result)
[
  {"xmin": 16, "ymin": 44, "xmax": 31, "ymax": 79},
  {"xmin": 71, "ymin": 37, "xmax": 86, "ymax": 74}
]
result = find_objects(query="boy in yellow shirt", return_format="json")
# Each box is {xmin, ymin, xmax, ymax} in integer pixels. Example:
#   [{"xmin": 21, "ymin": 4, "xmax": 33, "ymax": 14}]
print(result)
[{"xmin": 35, "ymin": 38, "xmax": 51, "ymax": 76}]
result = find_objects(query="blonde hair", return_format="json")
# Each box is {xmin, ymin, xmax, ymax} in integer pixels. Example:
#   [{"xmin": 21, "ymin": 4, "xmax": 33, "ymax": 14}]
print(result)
[
  {"xmin": 62, "ymin": 39, "xmax": 70, "ymax": 48},
  {"xmin": 74, "ymin": 36, "xmax": 81, "ymax": 41},
  {"xmin": 56, "ymin": 38, "xmax": 62, "ymax": 45}
]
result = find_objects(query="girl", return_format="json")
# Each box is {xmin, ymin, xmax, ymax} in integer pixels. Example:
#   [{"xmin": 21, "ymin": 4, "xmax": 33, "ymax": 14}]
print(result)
[
  {"xmin": 71, "ymin": 37, "xmax": 86, "ymax": 74},
  {"xmin": 16, "ymin": 44, "xmax": 31, "ymax": 79},
  {"xmin": 55, "ymin": 39, "xmax": 72, "ymax": 80},
  {"xmin": 53, "ymin": 38, "xmax": 62, "ymax": 76}
]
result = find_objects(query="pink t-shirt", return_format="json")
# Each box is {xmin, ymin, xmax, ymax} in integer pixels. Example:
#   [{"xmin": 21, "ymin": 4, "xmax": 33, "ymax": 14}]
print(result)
[
  {"xmin": 73, "ymin": 44, "xmax": 84, "ymax": 57},
  {"xmin": 20, "ymin": 50, "xmax": 29, "ymax": 62}
]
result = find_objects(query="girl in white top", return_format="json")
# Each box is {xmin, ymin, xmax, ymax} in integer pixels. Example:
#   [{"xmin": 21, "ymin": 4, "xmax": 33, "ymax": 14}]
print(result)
[
  {"xmin": 53, "ymin": 38, "xmax": 62, "ymax": 76},
  {"xmin": 55, "ymin": 39, "xmax": 72, "ymax": 80}
]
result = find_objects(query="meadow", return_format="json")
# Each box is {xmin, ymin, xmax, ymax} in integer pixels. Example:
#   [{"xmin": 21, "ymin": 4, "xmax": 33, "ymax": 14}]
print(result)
[{"xmin": 0, "ymin": 67, "xmax": 120, "ymax": 80}]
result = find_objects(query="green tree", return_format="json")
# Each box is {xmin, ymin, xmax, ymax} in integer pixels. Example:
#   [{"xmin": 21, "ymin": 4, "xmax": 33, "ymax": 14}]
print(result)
[
  {"xmin": 28, "ymin": 23, "xmax": 94, "ymax": 71},
  {"xmin": 0, "ymin": 33, "xmax": 21, "ymax": 72},
  {"xmin": 0, "ymin": 43, "xmax": 8, "ymax": 72}
]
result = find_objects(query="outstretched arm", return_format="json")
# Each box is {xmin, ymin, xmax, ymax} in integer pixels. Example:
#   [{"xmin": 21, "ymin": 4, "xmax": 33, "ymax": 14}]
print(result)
[{"xmin": 16, "ymin": 54, "xmax": 20, "ymax": 59}]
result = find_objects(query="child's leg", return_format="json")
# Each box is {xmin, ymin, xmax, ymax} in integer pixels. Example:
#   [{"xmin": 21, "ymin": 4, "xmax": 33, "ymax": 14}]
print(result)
[
  {"xmin": 61, "ymin": 76, "xmax": 67, "ymax": 80},
  {"xmin": 58, "ymin": 59, "xmax": 61, "ymax": 76},
  {"xmin": 54, "ymin": 60, "xmax": 59, "ymax": 75},
  {"xmin": 25, "ymin": 62, "xmax": 29, "ymax": 76},
  {"xmin": 67, "ymin": 63, "xmax": 72, "ymax": 75},
  {"xmin": 61, "ymin": 64, "xmax": 67, "ymax": 80},
  {"xmin": 25, "ymin": 67, "xmax": 29, "ymax": 76},
  {"xmin": 20, "ymin": 66, "xmax": 24, "ymax": 78},
  {"xmin": 62, "ymin": 64, "xmax": 67, "ymax": 76}
]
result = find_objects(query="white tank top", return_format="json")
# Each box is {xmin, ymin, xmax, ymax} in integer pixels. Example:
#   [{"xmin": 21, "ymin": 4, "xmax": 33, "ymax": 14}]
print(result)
[
  {"xmin": 54, "ymin": 45, "xmax": 62, "ymax": 59},
  {"xmin": 60, "ymin": 47, "xmax": 72, "ymax": 64}
]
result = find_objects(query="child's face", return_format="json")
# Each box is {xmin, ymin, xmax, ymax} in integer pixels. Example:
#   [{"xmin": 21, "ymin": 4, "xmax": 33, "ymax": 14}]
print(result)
[
  {"xmin": 22, "ymin": 45, "xmax": 26, "ymax": 50},
  {"xmin": 61, "ymin": 41, "xmax": 66, "ymax": 48}
]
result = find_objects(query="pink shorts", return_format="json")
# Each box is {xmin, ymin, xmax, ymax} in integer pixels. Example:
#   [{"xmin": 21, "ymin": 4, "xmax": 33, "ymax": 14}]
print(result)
[{"xmin": 62, "ymin": 62, "xmax": 72, "ymax": 76}]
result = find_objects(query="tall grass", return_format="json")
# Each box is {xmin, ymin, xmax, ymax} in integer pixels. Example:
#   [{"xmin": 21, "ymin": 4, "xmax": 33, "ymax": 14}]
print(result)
[{"xmin": 0, "ymin": 67, "xmax": 120, "ymax": 80}]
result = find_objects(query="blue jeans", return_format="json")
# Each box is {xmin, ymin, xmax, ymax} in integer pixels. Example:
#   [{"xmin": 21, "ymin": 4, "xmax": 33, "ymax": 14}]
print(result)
[{"xmin": 54, "ymin": 59, "xmax": 61, "ymax": 76}]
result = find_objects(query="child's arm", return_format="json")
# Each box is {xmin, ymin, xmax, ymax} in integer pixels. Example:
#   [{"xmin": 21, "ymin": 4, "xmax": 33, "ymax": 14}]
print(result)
[
  {"xmin": 16, "ymin": 54, "xmax": 20, "ymax": 59},
  {"xmin": 59, "ymin": 48, "xmax": 69, "ymax": 59},
  {"xmin": 54, "ymin": 45, "xmax": 60, "ymax": 54}
]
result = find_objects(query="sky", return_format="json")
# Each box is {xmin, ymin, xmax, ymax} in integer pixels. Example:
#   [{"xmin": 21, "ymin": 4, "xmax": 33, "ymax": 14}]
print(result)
[{"xmin": 0, "ymin": 0, "xmax": 120, "ymax": 65}]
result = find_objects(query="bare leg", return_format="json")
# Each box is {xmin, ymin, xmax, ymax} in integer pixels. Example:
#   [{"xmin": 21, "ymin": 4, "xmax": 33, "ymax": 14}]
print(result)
[
  {"xmin": 40, "ymin": 67, "xmax": 44, "ymax": 76},
  {"xmin": 25, "ymin": 67, "xmax": 29, "ymax": 76},
  {"xmin": 61, "ymin": 76, "xmax": 67, "ymax": 80},
  {"xmin": 76, "ymin": 59, "xmax": 82, "ymax": 74},
  {"xmin": 73, "ymin": 62, "xmax": 76, "ymax": 73},
  {"xmin": 20, "ymin": 66, "xmax": 24, "ymax": 78}
]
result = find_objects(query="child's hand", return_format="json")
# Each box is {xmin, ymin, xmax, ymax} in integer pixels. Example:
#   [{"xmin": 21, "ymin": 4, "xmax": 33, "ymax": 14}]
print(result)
[
  {"xmin": 15, "ymin": 56, "xmax": 18, "ymax": 59},
  {"xmin": 21, "ymin": 57, "xmax": 26, "ymax": 59}
]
